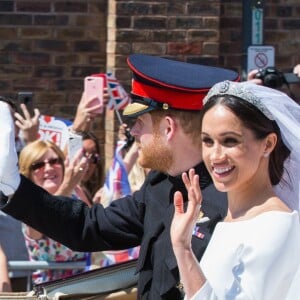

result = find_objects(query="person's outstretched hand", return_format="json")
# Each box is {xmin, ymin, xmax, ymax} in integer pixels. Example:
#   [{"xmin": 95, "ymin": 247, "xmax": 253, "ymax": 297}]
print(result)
[
  {"xmin": 170, "ymin": 169, "xmax": 202, "ymax": 251},
  {"xmin": 72, "ymin": 89, "xmax": 109, "ymax": 133},
  {"xmin": 14, "ymin": 103, "xmax": 40, "ymax": 144},
  {"xmin": 0, "ymin": 102, "xmax": 20, "ymax": 196},
  {"xmin": 247, "ymin": 69, "xmax": 263, "ymax": 85},
  {"xmin": 293, "ymin": 64, "xmax": 300, "ymax": 77},
  {"xmin": 56, "ymin": 149, "xmax": 89, "ymax": 197},
  {"xmin": 92, "ymin": 187, "xmax": 104, "ymax": 205}
]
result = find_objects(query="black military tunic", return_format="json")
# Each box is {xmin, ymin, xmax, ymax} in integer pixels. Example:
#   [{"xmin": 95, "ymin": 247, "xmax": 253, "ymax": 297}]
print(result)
[{"xmin": 1, "ymin": 162, "xmax": 227, "ymax": 299}]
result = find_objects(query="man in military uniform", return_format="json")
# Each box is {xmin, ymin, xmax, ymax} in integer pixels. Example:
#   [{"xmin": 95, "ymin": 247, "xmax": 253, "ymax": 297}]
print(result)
[{"xmin": 0, "ymin": 54, "xmax": 239, "ymax": 299}]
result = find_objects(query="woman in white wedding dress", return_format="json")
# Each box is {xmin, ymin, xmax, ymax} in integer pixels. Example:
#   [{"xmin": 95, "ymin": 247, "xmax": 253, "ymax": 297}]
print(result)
[{"xmin": 171, "ymin": 81, "xmax": 300, "ymax": 300}]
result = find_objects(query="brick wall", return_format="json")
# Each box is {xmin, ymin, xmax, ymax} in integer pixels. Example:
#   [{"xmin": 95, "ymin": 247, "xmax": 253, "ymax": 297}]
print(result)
[
  {"xmin": 0, "ymin": 0, "xmax": 107, "ymax": 152},
  {"xmin": 0, "ymin": 0, "xmax": 299, "ymax": 170},
  {"xmin": 109, "ymin": 0, "xmax": 222, "ymax": 85}
]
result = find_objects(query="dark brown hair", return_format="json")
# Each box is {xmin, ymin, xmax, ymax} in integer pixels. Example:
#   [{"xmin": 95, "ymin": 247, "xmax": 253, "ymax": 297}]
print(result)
[{"xmin": 81, "ymin": 131, "xmax": 104, "ymax": 198}]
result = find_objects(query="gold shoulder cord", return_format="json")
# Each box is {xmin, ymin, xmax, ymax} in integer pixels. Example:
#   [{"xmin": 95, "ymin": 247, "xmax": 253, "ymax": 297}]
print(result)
[{"xmin": 196, "ymin": 209, "xmax": 204, "ymax": 223}]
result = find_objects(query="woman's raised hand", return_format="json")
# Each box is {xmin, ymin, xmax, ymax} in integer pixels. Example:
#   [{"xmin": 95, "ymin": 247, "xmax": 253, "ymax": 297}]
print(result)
[{"xmin": 170, "ymin": 169, "xmax": 203, "ymax": 251}]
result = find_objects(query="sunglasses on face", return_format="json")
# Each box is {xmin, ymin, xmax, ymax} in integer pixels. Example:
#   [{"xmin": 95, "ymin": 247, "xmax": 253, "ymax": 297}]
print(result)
[
  {"xmin": 30, "ymin": 157, "xmax": 63, "ymax": 171},
  {"xmin": 84, "ymin": 152, "xmax": 100, "ymax": 164}
]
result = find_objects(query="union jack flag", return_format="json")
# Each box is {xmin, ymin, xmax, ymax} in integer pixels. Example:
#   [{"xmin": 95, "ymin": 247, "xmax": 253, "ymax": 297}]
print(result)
[
  {"xmin": 192, "ymin": 226, "xmax": 205, "ymax": 239},
  {"xmin": 98, "ymin": 247, "xmax": 140, "ymax": 268},
  {"xmin": 106, "ymin": 73, "xmax": 131, "ymax": 110},
  {"xmin": 103, "ymin": 140, "xmax": 131, "ymax": 205}
]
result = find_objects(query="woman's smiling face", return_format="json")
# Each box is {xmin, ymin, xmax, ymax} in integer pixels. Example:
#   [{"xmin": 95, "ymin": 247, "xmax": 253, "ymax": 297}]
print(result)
[
  {"xmin": 30, "ymin": 148, "xmax": 64, "ymax": 194},
  {"xmin": 201, "ymin": 104, "xmax": 266, "ymax": 193}
]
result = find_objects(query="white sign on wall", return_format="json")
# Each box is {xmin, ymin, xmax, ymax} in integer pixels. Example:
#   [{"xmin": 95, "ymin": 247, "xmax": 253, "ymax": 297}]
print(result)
[
  {"xmin": 38, "ymin": 115, "xmax": 71, "ymax": 150},
  {"xmin": 247, "ymin": 46, "xmax": 275, "ymax": 73}
]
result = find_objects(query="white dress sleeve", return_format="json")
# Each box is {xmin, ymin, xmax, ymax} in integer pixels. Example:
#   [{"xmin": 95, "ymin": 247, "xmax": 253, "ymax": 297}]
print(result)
[
  {"xmin": 189, "ymin": 211, "xmax": 300, "ymax": 300},
  {"xmin": 285, "ymin": 263, "xmax": 300, "ymax": 300},
  {"xmin": 189, "ymin": 281, "xmax": 217, "ymax": 300}
]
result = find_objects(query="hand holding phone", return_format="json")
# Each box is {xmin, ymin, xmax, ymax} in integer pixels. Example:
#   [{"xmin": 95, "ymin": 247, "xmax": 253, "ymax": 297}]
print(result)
[
  {"xmin": 17, "ymin": 91, "xmax": 34, "ymax": 116},
  {"xmin": 84, "ymin": 76, "xmax": 104, "ymax": 114}
]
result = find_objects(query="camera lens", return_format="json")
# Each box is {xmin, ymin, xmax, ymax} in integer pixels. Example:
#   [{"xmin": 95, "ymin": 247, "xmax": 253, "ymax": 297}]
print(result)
[
  {"xmin": 255, "ymin": 67, "xmax": 284, "ymax": 89},
  {"xmin": 263, "ymin": 74, "xmax": 282, "ymax": 88}
]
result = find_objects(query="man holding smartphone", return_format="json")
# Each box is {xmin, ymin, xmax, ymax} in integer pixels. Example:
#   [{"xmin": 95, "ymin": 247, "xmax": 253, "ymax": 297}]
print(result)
[{"xmin": 0, "ymin": 54, "xmax": 239, "ymax": 299}]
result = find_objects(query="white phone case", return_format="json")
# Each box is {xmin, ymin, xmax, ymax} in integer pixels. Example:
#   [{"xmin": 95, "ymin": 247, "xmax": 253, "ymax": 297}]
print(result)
[{"xmin": 68, "ymin": 133, "xmax": 83, "ymax": 161}]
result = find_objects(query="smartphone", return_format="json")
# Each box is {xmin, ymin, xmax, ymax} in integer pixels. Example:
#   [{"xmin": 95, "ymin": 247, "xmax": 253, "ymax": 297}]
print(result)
[
  {"xmin": 17, "ymin": 91, "xmax": 34, "ymax": 115},
  {"xmin": 84, "ymin": 76, "xmax": 104, "ymax": 113},
  {"xmin": 68, "ymin": 134, "xmax": 83, "ymax": 162}
]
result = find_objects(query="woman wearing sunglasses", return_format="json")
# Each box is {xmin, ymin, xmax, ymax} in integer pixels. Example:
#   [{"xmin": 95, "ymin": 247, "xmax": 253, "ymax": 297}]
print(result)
[{"xmin": 18, "ymin": 140, "xmax": 90, "ymax": 284}]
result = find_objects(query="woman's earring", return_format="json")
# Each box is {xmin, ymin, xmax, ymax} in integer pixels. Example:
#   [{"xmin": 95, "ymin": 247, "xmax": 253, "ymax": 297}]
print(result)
[{"xmin": 263, "ymin": 152, "xmax": 269, "ymax": 158}]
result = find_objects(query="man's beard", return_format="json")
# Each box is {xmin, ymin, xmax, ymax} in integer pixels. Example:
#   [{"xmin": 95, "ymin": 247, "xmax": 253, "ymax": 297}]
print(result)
[{"xmin": 138, "ymin": 134, "xmax": 173, "ymax": 173}]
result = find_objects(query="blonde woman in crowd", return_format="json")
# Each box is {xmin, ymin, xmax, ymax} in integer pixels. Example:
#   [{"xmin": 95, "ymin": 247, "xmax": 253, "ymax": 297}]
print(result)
[{"xmin": 18, "ymin": 140, "xmax": 90, "ymax": 284}]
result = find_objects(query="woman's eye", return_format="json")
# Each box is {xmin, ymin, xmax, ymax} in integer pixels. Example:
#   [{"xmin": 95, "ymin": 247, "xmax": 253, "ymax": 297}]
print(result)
[
  {"xmin": 202, "ymin": 137, "xmax": 213, "ymax": 146},
  {"xmin": 223, "ymin": 137, "xmax": 238, "ymax": 146}
]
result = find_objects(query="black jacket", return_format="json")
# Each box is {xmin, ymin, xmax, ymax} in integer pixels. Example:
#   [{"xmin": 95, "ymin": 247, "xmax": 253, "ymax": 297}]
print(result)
[{"xmin": 1, "ymin": 162, "xmax": 227, "ymax": 299}]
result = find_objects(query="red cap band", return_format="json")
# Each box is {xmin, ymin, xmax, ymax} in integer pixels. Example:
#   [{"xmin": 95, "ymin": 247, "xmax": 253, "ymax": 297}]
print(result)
[{"xmin": 132, "ymin": 79, "xmax": 205, "ymax": 110}]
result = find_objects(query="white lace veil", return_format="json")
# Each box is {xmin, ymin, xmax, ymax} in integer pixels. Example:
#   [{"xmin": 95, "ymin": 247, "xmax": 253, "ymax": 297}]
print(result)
[{"xmin": 204, "ymin": 81, "xmax": 300, "ymax": 211}]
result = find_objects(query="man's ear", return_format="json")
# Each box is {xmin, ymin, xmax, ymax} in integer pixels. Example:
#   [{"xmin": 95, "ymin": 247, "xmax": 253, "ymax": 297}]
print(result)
[
  {"xmin": 164, "ymin": 116, "xmax": 176, "ymax": 141},
  {"xmin": 263, "ymin": 132, "xmax": 277, "ymax": 157}
]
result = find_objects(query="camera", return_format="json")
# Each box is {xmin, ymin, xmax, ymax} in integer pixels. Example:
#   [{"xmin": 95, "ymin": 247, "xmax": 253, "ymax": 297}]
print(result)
[
  {"xmin": 124, "ymin": 127, "xmax": 135, "ymax": 149},
  {"xmin": 255, "ymin": 67, "xmax": 300, "ymax": 89},
  {"xmin": 255, "ymin": 67, "xmax": 285, "ymax": 88}
]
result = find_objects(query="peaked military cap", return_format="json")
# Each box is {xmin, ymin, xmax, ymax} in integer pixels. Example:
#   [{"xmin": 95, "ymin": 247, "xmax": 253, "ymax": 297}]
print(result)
[{"xmin": 123, "ymin": 54, "xmax": 240, "ymax": 117}]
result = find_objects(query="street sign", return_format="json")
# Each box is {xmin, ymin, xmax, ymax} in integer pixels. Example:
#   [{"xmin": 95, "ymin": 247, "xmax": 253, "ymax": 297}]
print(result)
[
  {"xmin": 247, "ymin": 45, "xmax": 275, "ymax": 73},
  {"xmin": 252, "ymin": 7, "xmax": 263, "ymax": 44}
]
